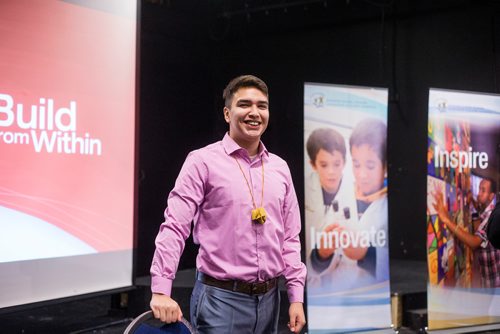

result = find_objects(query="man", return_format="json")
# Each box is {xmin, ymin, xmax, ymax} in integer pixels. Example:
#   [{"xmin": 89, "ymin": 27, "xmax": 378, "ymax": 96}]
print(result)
[
  {"xmin": 149, "ymin": 75, "xmax": 307, "ymax": 333},
  {"xmin": 433, "ymin": 178, "xmax": 500, "ymax": 288}
]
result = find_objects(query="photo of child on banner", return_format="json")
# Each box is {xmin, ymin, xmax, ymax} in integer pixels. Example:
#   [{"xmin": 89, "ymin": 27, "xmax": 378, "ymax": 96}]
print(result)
[
  {"xmin": 304, "ymin": 83, "xmax": 391, "ymax": 333},
  {"xmin": 306, "ymin": 120, "xmax": 389, "ymax": 288}
]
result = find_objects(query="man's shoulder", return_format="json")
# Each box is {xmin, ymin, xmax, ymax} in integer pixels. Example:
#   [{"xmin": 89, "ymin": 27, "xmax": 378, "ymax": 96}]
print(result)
[
  {"xmin": 494, "ymin": 201, "xmax": 500, "ymax": 213},
  {"xmin": 487, "ymin": 201, "xmax": 500, "ymax": 249},
  {"xmin": 188, "ymin": 140, "xmax": 223, "ymax": 159},
  {"xmin": 266, "ymin": 151, "xmax": 287, "ymax": 165},
  {"xmin": 489, "ymin": 202, "xmax": 500, "ymax": 224}
]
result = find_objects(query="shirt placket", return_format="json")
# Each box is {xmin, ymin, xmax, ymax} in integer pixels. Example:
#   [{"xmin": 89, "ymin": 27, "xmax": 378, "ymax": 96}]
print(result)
[{"xmin": 249, "ymin": 157, "xmax": 265, "ymax": 281}]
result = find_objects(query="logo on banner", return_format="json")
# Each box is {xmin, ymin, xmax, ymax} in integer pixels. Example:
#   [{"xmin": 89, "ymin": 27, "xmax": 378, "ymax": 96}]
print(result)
[
  {"xmin": 0, "ymin": 92, "xmax": 103, "ymax": 155},
  {"xmin": 436, "ymin": 99, "xmax": 447, "ymax": 112},
  {"xmin": 312, "ymin": 93, "xmax": 325, "ymax": 108}
]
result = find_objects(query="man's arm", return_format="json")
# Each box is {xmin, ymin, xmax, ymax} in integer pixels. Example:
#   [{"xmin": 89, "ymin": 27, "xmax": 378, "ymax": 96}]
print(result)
[
  {"xmin": 150, "ymin": 152, "xmax": 206, "ymax": 322},
  {"xmin": 433, "ymin": 190, "xmax": 482, "ymax": 250},
  {"xmin": 281, "ymin": 168, "xmax": 307, "ymax": 333}
]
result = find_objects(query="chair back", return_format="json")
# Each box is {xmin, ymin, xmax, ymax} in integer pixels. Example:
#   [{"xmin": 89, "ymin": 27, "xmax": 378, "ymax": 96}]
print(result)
[{"xmin": 123, "ymin": 310, "xmax": 195, "ymax": 334}]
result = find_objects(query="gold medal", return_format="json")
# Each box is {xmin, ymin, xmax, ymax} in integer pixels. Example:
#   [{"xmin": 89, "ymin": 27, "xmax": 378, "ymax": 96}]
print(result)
[{"xmin": 251, "ymin": 207, "xmax": 267, "ymax": 224}]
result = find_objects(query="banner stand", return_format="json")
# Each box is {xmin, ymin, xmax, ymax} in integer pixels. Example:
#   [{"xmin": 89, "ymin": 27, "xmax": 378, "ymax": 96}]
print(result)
[
  {"xmin": 427, "ymin": 323, "xmax": 500, "ymax": 334},
  {"xmin": 304, "ymin": 83, "xmax": 392, "ymax": 333},
  {"xmin": 349, "ymin": 329, "xmax": 394, "ymax": 334},
  {"xmin": 426, "ymin": 88, "xmax": 500, "ymax": 332}
]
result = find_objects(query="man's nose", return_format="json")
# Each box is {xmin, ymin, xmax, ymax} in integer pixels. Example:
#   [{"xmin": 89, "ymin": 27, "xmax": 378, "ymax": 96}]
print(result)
[{"xmin": 248, "ymin": 104, "xmax": 259, "ymax": 115}]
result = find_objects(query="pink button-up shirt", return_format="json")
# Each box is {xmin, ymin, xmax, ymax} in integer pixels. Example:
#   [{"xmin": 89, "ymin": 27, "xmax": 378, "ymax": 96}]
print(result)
[{"xmin": 151, "ymin": 133, "xmax": 306, "ymax": 303}]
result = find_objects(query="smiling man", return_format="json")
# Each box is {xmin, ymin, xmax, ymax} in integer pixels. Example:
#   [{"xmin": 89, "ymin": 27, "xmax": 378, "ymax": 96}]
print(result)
[{"xmin": 149, "ymin": 75, "xmax": 307, "ymax": 333}]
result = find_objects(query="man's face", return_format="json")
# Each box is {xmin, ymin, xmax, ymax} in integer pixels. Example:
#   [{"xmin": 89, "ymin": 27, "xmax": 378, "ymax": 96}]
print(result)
[
  {"xmin": 224, "ymin": 87, "xmax": 269, "ymax": 147},
  {"xmin": 477, "ymin": 179, "xmax": 494, "ymax": 207},
  {"xmin": 351, "ymin": 144, "xmax": 385, "ymax": 196},
  {"xmin": 311, "ymin": 149, "xmax": 345, "ymax": 194}
]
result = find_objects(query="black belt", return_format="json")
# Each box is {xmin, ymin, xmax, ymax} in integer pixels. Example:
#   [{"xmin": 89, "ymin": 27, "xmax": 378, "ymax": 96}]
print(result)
[{"xmin": 197, "ymin": 272, "xmax": 277, "ymax": 295}]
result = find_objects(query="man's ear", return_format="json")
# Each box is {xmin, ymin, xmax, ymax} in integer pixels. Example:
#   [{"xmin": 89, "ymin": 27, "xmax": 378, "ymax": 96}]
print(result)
[{"xmin": 223, "ymin": 107, "xmax": 230, "ymax": 123}]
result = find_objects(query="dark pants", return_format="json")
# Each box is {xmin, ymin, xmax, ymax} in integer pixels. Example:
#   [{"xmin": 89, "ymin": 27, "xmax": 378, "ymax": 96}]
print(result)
[{"xmin": 190, "ymin": 279, "xmax": 280, "ymax": 334}]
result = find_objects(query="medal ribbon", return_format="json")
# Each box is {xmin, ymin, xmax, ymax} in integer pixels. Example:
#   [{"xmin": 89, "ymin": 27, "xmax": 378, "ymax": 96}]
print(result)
[{"xmin": 234, "ymin": 155, "xmax": 267, "ymax": 224}]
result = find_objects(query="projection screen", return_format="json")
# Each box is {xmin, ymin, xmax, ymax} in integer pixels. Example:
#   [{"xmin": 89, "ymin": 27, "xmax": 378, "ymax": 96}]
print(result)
[{"xmin": 0, "ymin": 0, "xmax": 138, "ymax": 308}]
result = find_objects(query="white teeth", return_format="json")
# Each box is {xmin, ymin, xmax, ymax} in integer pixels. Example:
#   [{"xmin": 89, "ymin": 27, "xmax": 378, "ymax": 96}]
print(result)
[{"xmin": 246, "ymin": 121, "xmax": 260, "ymax": 126}]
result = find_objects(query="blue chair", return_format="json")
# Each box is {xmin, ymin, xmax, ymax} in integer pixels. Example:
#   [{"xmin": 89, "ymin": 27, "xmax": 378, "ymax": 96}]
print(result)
[{"xmin": 123, "ymin": 310, "xmax": 196, "ymax": 334}]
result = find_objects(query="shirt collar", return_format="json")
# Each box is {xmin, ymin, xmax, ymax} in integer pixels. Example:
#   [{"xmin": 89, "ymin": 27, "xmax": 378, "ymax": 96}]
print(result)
[
  {"xmin": 222, "ymin": 132, "xmax": 269, "ymax": 159},
  {"xmin": 480, "ymin": 196, "xmax": 497, "ymax": 221}
]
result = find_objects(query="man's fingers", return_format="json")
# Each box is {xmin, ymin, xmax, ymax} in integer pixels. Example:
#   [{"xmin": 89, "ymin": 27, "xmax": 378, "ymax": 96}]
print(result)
[
  {"xmin": 163, "ymin": 307, "xmax": 180, "ymax": 323},
  {"xmin": 160, "ymin": 308, "xmax": 168, "ymax": 322},
  {"xmin": 165, "ymin": 308, "xmax": 175, "ymax": 323},
  {"xmin": 288, "ymin": 316, "xmax": 297, "ymax": 332},
  {"xmin": 152, "ymin": 307, "xmax": 160, "ymax": 320},
  {"xmin": 289, "ymin": 317, "xmax": 305, "ymax": 333}
]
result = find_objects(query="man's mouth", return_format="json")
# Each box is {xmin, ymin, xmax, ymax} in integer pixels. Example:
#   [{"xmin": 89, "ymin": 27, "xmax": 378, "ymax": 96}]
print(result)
[{"xmin": 244, "ymin": 120, "xmax": 261, "ymax": 126}]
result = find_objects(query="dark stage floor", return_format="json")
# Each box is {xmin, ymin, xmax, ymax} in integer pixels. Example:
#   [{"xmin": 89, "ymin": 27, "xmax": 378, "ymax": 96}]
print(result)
[{"xmin": 1, "ymin": 260, "xmax": 500, "ymax": 334}]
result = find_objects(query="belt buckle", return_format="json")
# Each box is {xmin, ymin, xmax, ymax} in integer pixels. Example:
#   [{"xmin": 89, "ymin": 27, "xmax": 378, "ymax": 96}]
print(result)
[
  {"xmin": 250, "ymin": 282, "xmax": 265, "ymax": 295},
  {"xmin": 251, "ymin": 283, "xmax": 259, "ymax": 295}
]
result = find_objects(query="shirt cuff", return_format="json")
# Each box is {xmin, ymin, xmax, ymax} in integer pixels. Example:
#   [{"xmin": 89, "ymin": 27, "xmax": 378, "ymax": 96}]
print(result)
[
  {"xmin": 151, "ymin": 275, "xmax": 174, "ymax": 296},
  {"xmin": 287, "ymin": 285, "xmax": 305, "ymax": 303}
]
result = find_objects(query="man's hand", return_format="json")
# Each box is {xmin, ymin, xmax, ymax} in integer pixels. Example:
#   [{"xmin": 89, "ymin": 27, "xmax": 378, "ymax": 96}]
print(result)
[
  {"xmin": 288, "ymin": 302, "xmax": 306, "ymax": 333},
  {"xmin": 432, "ymin": 190, "xmax": 451, "ymax": 227},
  {"xmin": 150, "ymin": 293, "xmax": 183, "ymax": 323}
]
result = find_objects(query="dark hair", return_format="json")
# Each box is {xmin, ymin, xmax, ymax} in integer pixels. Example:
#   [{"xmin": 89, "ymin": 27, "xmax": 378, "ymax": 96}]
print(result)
[
  {"xmin": 222, "ymin": 75, "xmax": 269, "ymax": 107},
  {"xmin": 306, "ymin": 128, "xmax": 346, "ymax": 163},
  {"xmin": 349, "ymin": 118, "xmax": 387, "ymax": 163}
]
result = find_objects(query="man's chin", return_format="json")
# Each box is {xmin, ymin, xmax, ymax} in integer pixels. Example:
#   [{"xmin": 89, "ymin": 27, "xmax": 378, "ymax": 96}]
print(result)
[{"xmin": 244, "ymin": 130, "xmax": 264, "ymax": 139}]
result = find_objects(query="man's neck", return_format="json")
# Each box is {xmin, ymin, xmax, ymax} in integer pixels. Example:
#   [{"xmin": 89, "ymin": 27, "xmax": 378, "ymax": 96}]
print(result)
[
  {"xmin": 246, "ymin": 143, "xmax": 260, "ymax": 156},
  {"xmin": 231, "ymin": 136, "xmax": 260, "ymax": 156}
]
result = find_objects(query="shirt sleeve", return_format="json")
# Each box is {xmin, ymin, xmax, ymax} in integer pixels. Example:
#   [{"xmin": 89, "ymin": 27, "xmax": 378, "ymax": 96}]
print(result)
[
  {"xmin": 281, "ymin": 164, "xmax": 307, "ymax": 303},
  {"xmin": 150, "ymin": 151, "xmax": 206, "ymax": 296}
]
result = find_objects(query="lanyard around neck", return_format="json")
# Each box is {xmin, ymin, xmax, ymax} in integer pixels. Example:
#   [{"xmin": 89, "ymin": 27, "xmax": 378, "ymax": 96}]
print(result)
[{"xmin": 233, "ymin": 155, "xmax": 267, "ymax": 224}]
